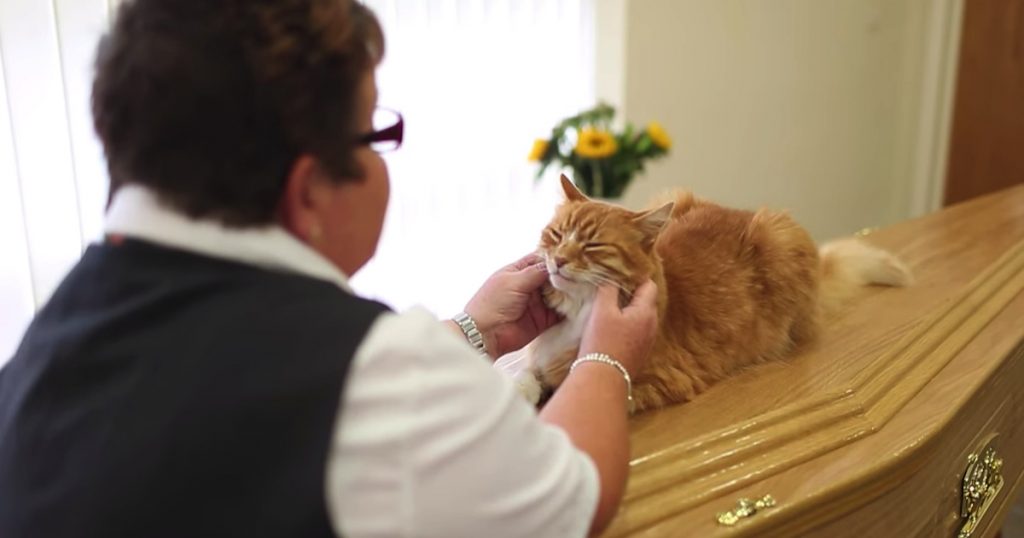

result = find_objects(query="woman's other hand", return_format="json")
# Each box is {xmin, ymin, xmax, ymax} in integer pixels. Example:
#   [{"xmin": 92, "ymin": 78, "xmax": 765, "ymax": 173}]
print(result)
[{"xmin": 463, "ymin": 253, "xmax": 561, "ymax": 358}]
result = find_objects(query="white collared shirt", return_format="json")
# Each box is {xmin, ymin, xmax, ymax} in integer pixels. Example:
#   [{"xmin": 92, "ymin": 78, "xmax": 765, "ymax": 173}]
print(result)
[{"xmin": 104, "ymin": 186, "xmax": 599, "ymax": 538}]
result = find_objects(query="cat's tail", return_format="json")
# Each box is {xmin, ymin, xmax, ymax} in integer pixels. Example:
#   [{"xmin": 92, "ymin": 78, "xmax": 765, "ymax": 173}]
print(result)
[{"xmin": 818, "ymin": 238, "xmax": 913, "ymax": 316}]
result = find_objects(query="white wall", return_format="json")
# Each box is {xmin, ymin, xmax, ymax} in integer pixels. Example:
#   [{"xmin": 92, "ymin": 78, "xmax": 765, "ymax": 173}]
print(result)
[{"xmin": 613, "ymin": 0, "xmax": 958, "ymax": 241}]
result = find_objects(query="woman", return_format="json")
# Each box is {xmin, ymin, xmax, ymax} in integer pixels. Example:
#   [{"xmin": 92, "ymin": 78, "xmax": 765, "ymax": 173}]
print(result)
[{"xmin": 0, "ymin": 1, "xmax": 658, "ymax": 537}]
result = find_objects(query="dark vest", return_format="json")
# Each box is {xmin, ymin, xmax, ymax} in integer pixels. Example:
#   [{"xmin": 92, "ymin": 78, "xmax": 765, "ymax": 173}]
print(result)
[{"xmin": 0, "ymin": 239, "xmax": 389, "ymax": 537}]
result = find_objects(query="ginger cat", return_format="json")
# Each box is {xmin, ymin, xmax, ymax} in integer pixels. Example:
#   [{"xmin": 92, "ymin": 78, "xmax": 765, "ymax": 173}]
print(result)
[{"xmin": 510, "ymin": 175, "xmax": 912, "ymax": 412}]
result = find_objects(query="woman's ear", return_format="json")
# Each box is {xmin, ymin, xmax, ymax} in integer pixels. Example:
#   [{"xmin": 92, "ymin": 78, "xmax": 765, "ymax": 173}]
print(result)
[{"xmin": 278, "ymin": 154, "xmax": 328, "ymax": 243}]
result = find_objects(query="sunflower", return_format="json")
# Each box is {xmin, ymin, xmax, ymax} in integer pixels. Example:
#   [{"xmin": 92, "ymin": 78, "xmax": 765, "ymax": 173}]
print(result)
[
  {"xmin": 528, "ymin": 139, "xmax": 549, "ymax": 162},
  {"xmin": 646, "ymin": 121, "xmax": 672, "ymax": 150},
  {"xmin": 575, "ymin": 129, "xmax": 618, "ymax": 159}
]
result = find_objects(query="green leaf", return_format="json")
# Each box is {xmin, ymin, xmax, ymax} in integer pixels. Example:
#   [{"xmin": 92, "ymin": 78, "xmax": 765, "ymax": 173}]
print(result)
[{"xmin": 636, "ymin": 136, "xmax": 652, "ymax": 154}]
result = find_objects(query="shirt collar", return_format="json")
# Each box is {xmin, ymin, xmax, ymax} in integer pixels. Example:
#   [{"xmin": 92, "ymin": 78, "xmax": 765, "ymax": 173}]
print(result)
[{"xmin": 103, "ymin": 184, "xmax": 353, "ymax": 292}]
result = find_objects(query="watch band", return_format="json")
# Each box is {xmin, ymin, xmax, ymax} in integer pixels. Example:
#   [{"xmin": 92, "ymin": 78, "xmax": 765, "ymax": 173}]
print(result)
[{"xmin": 453, "ymin": 312, "xmax": 488, "ymax": 356}]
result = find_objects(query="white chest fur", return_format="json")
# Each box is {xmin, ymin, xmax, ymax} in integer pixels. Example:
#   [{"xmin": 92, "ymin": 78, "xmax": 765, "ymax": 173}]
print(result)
[
  {"xmin": 497, "ymin": 294, "xmax": 593, "ymax": 405},
  {"xmin": 531, "ymin": 300, "xmax": 591, "ymax": 370}
]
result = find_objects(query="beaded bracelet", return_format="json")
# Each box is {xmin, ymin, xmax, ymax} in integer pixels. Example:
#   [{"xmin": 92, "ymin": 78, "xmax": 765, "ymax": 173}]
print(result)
[{"xmin": 569, "ymin": 352, "xmax": 635, "ymax": 415}]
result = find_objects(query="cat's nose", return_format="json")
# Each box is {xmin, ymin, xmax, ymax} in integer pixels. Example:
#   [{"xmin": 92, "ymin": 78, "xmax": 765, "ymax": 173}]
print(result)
[{"xmin": 553, "ymin": 256, "xmax": 568, "ymax": 268}]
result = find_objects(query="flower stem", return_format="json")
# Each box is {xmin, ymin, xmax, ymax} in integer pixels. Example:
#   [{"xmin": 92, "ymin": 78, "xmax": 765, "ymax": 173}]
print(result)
[{"xmin": 591, "ymin": 161, "xmax": 604, "ymax": 198}]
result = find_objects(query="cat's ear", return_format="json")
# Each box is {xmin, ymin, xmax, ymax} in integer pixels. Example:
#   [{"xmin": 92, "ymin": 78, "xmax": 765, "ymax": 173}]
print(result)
[
  {"xmin": 560, "ymin": 174, "xmax": 588, "ymax": 202},
  {"xmin": 633, "ymin": 202, "xmax": 674, "ymax": 246}
]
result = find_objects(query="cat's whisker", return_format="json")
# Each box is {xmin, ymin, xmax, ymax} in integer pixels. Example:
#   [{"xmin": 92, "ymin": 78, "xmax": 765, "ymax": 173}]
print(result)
[{"xmin": 584, "ymin": 273, "xmax": 631, "ymax": 295}]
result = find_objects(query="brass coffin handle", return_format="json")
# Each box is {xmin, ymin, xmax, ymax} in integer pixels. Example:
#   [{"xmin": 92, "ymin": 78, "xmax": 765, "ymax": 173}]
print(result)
[{"xmin": 958, "ymin": 442, "xmax": 1004, "ymax": 538}]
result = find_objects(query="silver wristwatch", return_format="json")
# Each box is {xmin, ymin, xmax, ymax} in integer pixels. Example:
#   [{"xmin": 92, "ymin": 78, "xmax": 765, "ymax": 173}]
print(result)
[{"xmin": 453, "ymin": 312, "xmax": 489, "ymax": 356}]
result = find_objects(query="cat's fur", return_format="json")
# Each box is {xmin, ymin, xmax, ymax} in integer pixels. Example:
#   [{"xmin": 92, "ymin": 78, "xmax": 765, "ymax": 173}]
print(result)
[{"xmin": 511, "ymin": 175, "xmax": 912, "ymax": 412}]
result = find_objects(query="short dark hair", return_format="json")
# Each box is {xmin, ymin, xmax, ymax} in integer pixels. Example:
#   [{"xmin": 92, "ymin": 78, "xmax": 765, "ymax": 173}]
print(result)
[{"xmin": 92, "ymin": 0, "xmax": 385, "ymax": 225}]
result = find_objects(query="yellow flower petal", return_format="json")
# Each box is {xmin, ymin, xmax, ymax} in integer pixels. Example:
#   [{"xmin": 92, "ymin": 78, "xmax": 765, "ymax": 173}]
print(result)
[
  {"xmin": 528, "ymin": 139, "xmax": 549, "ymax": 162},
  {"xmin": 647, "ymin": 121, "xmax": 672, "ymax": 150},
  {"xmin": 575, "ymin": 129, "xmax": 618, "ymax": 159}
]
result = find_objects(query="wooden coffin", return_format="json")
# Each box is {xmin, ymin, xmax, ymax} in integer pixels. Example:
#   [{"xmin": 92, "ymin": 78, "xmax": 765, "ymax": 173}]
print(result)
[{"xmin": 605, "ymin": 185, "xmax": 1024, "ymax": 537}]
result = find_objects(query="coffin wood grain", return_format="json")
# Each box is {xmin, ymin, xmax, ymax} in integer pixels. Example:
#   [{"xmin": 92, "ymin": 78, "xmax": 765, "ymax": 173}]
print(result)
[{"xmin": 605, "ymin": 185, "xmax": 1024, "ymax": 537}]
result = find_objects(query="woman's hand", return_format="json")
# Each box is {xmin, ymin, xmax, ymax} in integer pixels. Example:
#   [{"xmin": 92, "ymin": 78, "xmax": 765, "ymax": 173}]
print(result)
[
  {"xmin": 579, "ymin": 280, "xmax": 659, "ymax": 376},
  {"xmin": 462, "ymin": 253, "xmax": 562, "ymax": 358}
]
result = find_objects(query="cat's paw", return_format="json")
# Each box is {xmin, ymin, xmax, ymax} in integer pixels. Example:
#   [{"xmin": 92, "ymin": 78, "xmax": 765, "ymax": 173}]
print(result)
[{"xmin": 513, "ymin": 369, "xmax": 544, "ymax": 406}]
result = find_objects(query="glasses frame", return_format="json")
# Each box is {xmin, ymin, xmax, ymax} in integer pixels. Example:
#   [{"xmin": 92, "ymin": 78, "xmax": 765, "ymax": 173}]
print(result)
[{"xmin": 358, "ymin": 108, "xmax": 404, "ymax": 153}]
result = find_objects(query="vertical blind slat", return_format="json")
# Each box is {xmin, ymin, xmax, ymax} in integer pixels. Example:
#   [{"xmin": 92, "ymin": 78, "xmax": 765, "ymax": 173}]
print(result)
[
  {"xmin": 0, "ymin": 37, "xmax": 36, "ymax": 362},
  {"xmin": 55, "ymin": 0, "xmax": 111, "ymax": 245},
  {"xmin": 0, "ymin": 0, "xmax": 86, "ymax": 307},
  {"xmin": 0, "ymin": 0, "xmax": 110, "ymax": 362}
]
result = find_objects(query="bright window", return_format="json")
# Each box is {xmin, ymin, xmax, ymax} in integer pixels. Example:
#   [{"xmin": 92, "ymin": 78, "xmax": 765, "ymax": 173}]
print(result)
[{"xmin": 353, "ymin": 0, "xmax": 595, "ymax": 314}]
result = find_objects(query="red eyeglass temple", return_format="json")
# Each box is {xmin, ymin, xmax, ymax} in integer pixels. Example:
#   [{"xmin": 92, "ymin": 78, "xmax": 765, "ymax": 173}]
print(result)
[{"xmin": 359, "ymin": 111, "xmax": 404, "ymax": 147}]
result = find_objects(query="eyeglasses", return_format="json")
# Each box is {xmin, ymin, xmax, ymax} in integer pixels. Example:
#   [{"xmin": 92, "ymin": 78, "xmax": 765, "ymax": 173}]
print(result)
[{"xmin": 358, "ymin": 108, "xmax": 403, "ymax": 153}]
